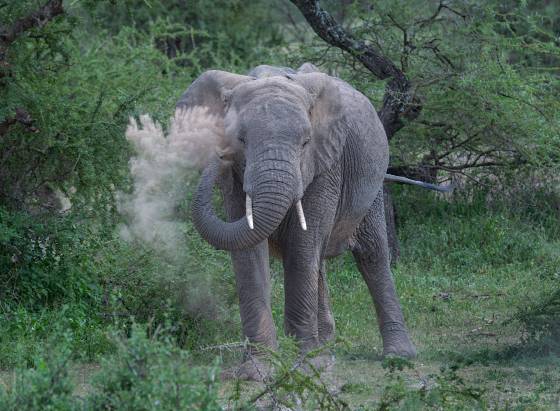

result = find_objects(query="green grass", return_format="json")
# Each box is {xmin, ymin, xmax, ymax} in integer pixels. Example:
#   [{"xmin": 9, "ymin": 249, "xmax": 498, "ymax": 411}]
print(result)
[
  {"xmin": 1, "ymin": 188, "xmax": 560, "ymax": 409},
  {"xmin": 222, "ymin": 188, "xmax": 560, "ymax": 408},
  {"xmin": 320, "ymin": 188, "xmax": 560, "ymax": 408}
]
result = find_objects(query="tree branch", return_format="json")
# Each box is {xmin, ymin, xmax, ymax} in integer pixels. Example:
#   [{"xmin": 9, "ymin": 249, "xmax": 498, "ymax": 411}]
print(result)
[
  {"xmin": 0, "ymin": 108, "xmax": 38, "ymax": 137},
  {"xmin": 289, "ymin": 0, "xmax": 421, "ymax": 138},
  {"xmin": 0, "ymin": 0, "xmax": 64, "ymax": 62}
]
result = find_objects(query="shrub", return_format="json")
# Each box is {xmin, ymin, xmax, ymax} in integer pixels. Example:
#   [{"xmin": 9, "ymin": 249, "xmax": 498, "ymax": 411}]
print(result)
[
  {"xmin": 0, "ymin": 348, "xmax": 80, "ymax": 411},
  {"xmin": 514, "ymin": 288, "xmax": 560, "ymax": 355},
  {"xmin": 227, "ymin": 338, "xmax": 348, "ymax": 410},
  {"xmin": 0, "ymin": 207, "xmax": 106, "ymax": 309},
  {"xmin": 0, "ymin": 325, "xmax": 221, "ymax": 410},
  {"xmin": 0, "ymin": 304, "xmax": 112, "ymax": 367},
  {"xmin": 85, "ymin": 324, "xmax": 221, "ymax": 411},
  {"xmin": 377, "ymin": 358, "xmax": 486, "ymax": 410}
]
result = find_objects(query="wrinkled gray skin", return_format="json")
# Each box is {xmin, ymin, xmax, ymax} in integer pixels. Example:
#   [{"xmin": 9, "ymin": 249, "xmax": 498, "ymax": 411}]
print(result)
[{"xmin": 181, "ymin": 63, "xmax": 416, "ymax": 380}]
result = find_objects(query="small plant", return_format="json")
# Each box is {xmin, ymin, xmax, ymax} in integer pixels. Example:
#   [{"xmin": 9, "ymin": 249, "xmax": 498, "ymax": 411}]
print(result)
[
  {"xmin": 227, "ymin": 338, "xmax": 348, "ymax": 410},
  {"xmin": 377, "ymin": 360, "xmax": 486, "ymax": 410},
  {"xmin": 85, "ymin": 324, "xmax": 221, "ymax": 411},
  {"xmin": 514, "ymin": 288, "xmax": 560, "ymax": 355},
  {"xmin": 0, "ymin": 348, "xmax": 80, "ymax": 411}
]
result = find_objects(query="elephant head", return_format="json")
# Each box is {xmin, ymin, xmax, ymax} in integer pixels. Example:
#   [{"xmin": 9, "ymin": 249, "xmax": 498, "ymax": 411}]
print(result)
[{"xmin": 181, "ymin": 70, "xmax": 345, "ymax": 251}]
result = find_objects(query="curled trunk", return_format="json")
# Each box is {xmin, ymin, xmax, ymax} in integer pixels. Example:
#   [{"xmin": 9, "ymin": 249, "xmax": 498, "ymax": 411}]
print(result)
[{"xmin": 191, "ymin": 155, "xmax": 296, "ymax": 251}]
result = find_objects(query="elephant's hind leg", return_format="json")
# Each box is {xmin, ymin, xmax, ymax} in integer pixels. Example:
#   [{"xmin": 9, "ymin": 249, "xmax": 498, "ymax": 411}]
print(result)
[{"xmin": 352, "ymin": 191, "xmax": 416, "ymax": 358}]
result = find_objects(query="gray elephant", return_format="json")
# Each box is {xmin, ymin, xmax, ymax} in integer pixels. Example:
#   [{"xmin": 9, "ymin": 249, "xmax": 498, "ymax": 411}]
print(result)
[{"xmin": 180, "ymin": 63, "xmax": 418, "ymax": 380}]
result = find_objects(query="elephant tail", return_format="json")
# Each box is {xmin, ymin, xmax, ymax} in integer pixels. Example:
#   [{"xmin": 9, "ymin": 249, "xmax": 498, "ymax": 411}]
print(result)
[{"xmin": 384, "ymin": 174, "xmax": 454, "ymax": 193}]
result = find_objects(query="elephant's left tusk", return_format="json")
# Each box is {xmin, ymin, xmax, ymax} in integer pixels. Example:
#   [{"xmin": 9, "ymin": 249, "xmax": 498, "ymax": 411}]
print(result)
[
  {"xmin": 296, "ymin": 200, "xmax": 307, "ymax": 231},
  {"xmin": 246, "ymin": 195, "xmax": 254, "ymax": 229}
]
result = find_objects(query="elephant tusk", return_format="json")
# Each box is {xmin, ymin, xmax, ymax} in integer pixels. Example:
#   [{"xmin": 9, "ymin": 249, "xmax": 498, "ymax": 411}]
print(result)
[
  {"xmin": 296, "ymin": 200, "xmax": 307, "ymax": 231},
  {"xmin": 246, "ymin": 194, "xmax": 254, "ymax": 229}
]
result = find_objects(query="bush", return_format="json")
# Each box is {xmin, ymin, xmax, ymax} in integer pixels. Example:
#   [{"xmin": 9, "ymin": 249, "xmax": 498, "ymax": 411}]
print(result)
[
  {"xmin": 0, "ymin": 348, "xmax": 79, "ymax": 411},
  {"xmin": 0, "ymin": 325, "xmax": 221, "ymax": 411},
  {"xmin": 514, "ymin": 288, "xmax": 560, "ymax": 355},
  {"xmin": 0, "ymin": 207, "xmax": 106, "ymax": 309},
  {"xmin": 377, "ymin": 358, "xmax": 486, "ymax": 411},
  {"xmin": 0, "ymin": 0, "xmax": 249, "ymax": 363},
  {"xmin": 85, "ymin": 324, "xmax": 221, "ymax": 411},
  {"xmin": 0, "ymin": 304, "xmax": 112, "ymax": 367}
]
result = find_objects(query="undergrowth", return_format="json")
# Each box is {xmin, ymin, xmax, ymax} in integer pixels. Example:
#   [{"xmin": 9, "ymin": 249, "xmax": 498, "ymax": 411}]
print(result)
[{"xmin": 0, "ymin": 324, "xmax": 221, "ymax": 411}]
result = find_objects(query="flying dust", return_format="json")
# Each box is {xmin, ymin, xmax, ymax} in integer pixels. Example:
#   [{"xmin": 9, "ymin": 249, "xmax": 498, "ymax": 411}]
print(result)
[{"xmin": 117, "ymin": 107, "xmax": 231, "ymax": 319}]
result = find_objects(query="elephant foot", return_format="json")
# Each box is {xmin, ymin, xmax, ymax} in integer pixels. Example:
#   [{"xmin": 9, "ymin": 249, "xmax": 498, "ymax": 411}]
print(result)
[
  {"xmin": 381, "ymin": 324, "xmax": 417, "ymax": 359},
  {"xmin": 221, "ymin": 355, "xmax": 272, "ymax": 382}
]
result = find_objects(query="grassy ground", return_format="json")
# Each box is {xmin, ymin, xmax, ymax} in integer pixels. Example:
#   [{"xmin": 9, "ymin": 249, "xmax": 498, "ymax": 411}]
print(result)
[
  {"xmin": 216, "ymin": 188, "xmax": 560, "ymax": 409},
  {"xmin": 1, "ymin": 188, "xmax": 559, "ymax": 409}
]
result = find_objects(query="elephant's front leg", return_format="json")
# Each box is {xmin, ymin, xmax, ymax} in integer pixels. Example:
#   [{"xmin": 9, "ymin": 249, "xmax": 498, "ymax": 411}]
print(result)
[
  {"xmin": 230, "ymin": 245, "xmax": 277, "ymax": 352},
  {"xmin": 318, "ymin": 262, "xmax": 335, "ymax": 344},
  {"xmin": 284, "ymin": 245, "xmax": 336, "ymax": 373},
  {"xmin": 219, "ymin": 170, "xmax": 276, "ymax": 380},
  {"xmin": 352, "ymin": 191, "xmax": 416, "ymax": 358},
  {"xmin": 282, "ymin": 177, "xmax": 339, "ymax": 353},
  {"xmin": 224, "ymin": 245, "xmax": 276, "ymax": 381},
  {"xmin": 283, "ymin": 245, "xmax": 321, "ymax": 352}
]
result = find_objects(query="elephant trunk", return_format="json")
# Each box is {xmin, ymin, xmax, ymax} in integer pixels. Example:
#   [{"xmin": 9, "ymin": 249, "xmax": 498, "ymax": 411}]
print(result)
[{"xmin": 191, "ymin": 149, "xmax": 298, "ymax": 251}]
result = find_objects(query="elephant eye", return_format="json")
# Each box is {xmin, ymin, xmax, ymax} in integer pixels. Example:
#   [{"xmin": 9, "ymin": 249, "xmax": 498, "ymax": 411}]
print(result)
[
  {"xmin": 302, "ymin": 137, "xmax": 311, "ymax": 147},
  {"xmin": 239, "ymin": 136, "xmax": 246, "ymax": 145}
]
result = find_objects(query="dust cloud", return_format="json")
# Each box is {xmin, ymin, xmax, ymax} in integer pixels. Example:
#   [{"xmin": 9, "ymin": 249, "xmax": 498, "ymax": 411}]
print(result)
[
  {"xmin": 117, "ymin": 107, "xmax": 230, "ymax": 319},
  {"xmin": 117, "ymin": 107, "xmax": 224, "ymax": 255}
]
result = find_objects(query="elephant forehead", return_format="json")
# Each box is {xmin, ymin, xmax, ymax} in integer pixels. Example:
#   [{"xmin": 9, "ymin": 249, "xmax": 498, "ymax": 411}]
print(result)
[
  {"xmin": 227, "ymin": 99, "xmax": 311, "ymax": 139},
  {"xmin": 231, "ymin": 77, "xmax": 310, "ymax": 108}
]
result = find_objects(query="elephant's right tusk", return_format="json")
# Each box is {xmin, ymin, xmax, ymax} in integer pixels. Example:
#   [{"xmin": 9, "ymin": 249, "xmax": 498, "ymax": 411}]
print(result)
[
  {"xmin": 296, "ymin": 200, "xmax": 307, "ymax": 231},
  {"xmin": 246, "ymin": 194, "xmax": 254, "ymax": 229}
]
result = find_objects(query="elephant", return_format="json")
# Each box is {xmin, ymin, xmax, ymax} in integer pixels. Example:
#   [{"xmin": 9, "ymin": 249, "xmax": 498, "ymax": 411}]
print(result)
[{"xmin": 180, "ymin": 63, "xmax": 419, "ymax": 380}]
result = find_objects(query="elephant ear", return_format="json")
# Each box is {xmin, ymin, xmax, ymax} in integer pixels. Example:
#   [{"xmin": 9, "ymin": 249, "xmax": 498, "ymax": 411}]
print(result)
[
  {"xmin": 292, "ymin": 72, "xmax": 347, "ymax": 177},
  {"xmin": 174, "ymin": 70, "xmax": 253, "ymax": 166},
  {"xmin": 176, "ymin": 70, "xmax": 253, "ymax": 116}
]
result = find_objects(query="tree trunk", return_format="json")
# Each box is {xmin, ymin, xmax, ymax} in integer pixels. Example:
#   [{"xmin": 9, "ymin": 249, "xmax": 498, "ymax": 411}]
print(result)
[{"xmin": 383, "ymin": 185, "xmax": 400, "ymax": 264}]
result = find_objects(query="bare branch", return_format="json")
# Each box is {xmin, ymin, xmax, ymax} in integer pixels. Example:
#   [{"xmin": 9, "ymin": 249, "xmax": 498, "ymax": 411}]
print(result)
[
  {"xmin": 415, "ymin": 1, "xmax": 467, "ymax": 28},
  {"xmin": 436, "ymin": 129, "xmax": 483, "ymax": 160},
  {"xmin": 387, "ymin": 13, "xmax": 411, "ymax": 72},
  {"xmin": 421, "ymin": 39, "xmax": 455, "ymax": 69},
  {"xmin": 414, "ymin": 0, "xmax": 445, "ymax": 28},
  {"xmin": 441, "ymin": 4, "xmax": 467, "ymax": 19}
]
